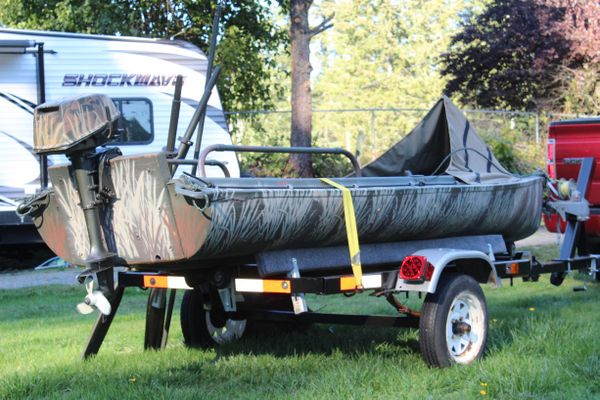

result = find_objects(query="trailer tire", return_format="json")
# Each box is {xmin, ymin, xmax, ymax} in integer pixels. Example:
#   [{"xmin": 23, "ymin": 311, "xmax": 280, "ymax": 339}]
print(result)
[
  {"xmin": 180, "ymin": 289, "xmax": 246, "ymax": 348},
  {"xmin": 419, "ymin": 274, "xmax": 488, "ymax": 368}
]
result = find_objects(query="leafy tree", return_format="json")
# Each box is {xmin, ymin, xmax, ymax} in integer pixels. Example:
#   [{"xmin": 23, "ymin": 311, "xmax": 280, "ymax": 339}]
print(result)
[
  {"xmin": 549, "ymin": 0, "xmax": 600, "ymax": 114},
  {"xmin": 0, "ymin": 0, "xmax": 288, "ymax": 112},
  {"xmin": 313, "ymin": 0, "xmax": 487, "ymax": 162},
  {"xmin": 442, "ymin": 0, "xmax": 600, "ymax": 113}
]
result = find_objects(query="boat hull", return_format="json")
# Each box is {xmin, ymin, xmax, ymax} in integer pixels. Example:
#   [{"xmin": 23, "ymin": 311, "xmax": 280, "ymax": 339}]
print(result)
[
  {"xmin": 33, "ymin": 153, "xmax": 543, "ymax": 268},
  {"xmin": 188, "ymin": 175, "xmax": 543, "ymax": 258}
]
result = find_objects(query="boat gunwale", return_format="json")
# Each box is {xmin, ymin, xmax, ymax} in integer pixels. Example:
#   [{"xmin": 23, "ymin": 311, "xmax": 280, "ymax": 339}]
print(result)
[{"xmin": 174, "ymin": 174, "xmax": 544, "ymax": 202}]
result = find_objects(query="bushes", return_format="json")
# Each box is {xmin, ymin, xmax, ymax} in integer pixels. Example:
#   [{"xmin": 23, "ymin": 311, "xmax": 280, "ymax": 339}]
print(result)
[
  {"xmin": 238, "ymin": 152, "xmax": 353, "ymax": 178},
  {"xmin": 235, "ymin": 131, "xmax": 543, "ymax": 178},
  {"xmin": 481, "ymin": 128, "xmax": 544, "ymax": 175}
]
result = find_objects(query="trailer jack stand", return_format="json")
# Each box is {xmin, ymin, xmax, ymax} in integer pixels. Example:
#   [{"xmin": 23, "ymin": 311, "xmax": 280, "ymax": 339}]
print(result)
[{"xmin": 81, "ymin": 286, "xmax": 125, "ymax": 359}]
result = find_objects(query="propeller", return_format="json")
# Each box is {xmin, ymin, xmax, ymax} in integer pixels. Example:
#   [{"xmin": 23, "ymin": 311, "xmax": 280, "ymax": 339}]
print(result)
[{"xmin": 76, "ymin": 278, "xmax": 112, "ymax": 316}]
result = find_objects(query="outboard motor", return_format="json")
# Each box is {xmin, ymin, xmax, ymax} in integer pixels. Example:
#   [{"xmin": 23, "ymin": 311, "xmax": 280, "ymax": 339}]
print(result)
[{"xmin": 32, "ymin": 94, "xmax": 121, "ymax": 312}]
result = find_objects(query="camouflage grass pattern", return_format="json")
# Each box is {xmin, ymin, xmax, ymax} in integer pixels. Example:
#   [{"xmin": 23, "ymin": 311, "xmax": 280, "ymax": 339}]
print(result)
[
  {"xmin": 39, "ymin": 153, "xmax": 183, "ymax": 266},
  {"xmin": 108, "ymin": 157, "xmax": 177, "ymax": 262},
  {"xmin": 34, "ymin": 149, "xmax": 543, "ymax": 270},
  {"xmin": 53, "ymin": 175, "xmax": 90, "ymax": 260},
  {"xmin": 34, "ymin": 94, "xmax": 119, "ymax": 153},
  {"xmin": 191, "ymin": 176, "xmax": 543, "ymax": 259}
]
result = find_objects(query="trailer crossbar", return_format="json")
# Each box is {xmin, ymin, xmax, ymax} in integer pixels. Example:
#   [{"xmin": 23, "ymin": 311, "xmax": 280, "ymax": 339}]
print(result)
[
  {"xmin": 118, "ymin": 271, "xmax": 392, "ymax": 295},
  {"xmin": 232, "ymin": 309, "xmax": 420, "ymax": 328}
]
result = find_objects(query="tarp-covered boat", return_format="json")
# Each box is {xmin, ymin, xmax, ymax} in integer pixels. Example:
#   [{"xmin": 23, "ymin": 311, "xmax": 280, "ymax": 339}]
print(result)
[{"xmin": 22, "ymin": 95, "xmax": 543, "ymax": 271}]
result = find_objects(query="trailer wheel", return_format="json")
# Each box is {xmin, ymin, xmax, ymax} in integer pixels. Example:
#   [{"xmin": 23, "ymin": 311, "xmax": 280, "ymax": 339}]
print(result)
[
  {"xmin": 419, "ymin": 274, "xmax": 488, "ymax": 368},
  {"xmin": 180, "ymin": 289, "xmax": 247, "ymax": 348}
]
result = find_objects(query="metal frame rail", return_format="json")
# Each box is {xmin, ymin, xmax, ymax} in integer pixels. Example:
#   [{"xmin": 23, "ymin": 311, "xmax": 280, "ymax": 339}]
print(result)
[
  {"xmin": 82, "ymin": 241, "xmax": 599, "ymax": 359},
  {"xmin": 81, "ymin": 249, "xmax": 599, "ymax": 359}
]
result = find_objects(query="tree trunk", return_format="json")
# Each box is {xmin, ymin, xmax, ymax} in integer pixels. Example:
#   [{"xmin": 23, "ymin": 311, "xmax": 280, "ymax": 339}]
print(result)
[{"xmin": 289, "ymin": 0, "xmax": 314, "ymax": 177}]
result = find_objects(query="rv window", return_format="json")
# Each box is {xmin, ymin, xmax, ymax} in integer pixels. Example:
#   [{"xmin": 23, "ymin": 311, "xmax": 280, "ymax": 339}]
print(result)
[{"xmin": 109, "ymin": 98, "xmax": 154, "ymax": 145}]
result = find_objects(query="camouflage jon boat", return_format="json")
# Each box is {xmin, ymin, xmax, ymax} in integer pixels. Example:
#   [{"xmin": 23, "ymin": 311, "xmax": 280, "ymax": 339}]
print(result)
[{"xmin": 20, "ymin": 95, "xmax": 543, "ymax": 273}]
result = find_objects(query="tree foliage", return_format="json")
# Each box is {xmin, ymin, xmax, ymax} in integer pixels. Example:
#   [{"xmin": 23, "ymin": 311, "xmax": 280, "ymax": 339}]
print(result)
[
  {"xmin": 549, "ymin": 0, "xmax": 600, "ymax": 113},
  {"xmin": 0, "ymin": 0, "xmax": 288, "ymax": 111},
  {"xmin": 312, "ymin": 0, "xmax": 487, "ymax": 161},
  {"xmin": 442, "ymin": 0, "xmax": 600, "ymax": 113},
  {"xmin": 316, "ymin": 0, "xmax": 483, "ymax": 109}
]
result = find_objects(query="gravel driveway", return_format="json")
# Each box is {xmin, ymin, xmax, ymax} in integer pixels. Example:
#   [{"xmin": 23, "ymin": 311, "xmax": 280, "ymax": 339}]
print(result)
[{"xmin": 0, "ymin": 268, "xmax": 82, "ymax": 289}]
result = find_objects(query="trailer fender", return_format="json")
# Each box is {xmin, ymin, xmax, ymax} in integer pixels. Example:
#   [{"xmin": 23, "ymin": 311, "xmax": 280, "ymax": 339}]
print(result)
[{"xmin": 395, "ymin": 248, "xmax": 500, "ymax": 293}]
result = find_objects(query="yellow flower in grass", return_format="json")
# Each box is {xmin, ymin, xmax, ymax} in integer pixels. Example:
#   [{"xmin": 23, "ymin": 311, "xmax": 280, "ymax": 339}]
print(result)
[
  {"xmin": 479, "ymin": 382, "xmax": 488, "ymax": 395},
  {"xmin": 529, "ymin": 307, "xmax": 535, "ymax": 312}
]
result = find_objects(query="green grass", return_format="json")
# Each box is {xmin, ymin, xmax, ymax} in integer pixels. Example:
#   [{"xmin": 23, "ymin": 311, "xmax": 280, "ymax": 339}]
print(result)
[{"xmin": 1, "ymin": 245, "xmax": 600, "ymax": 399}]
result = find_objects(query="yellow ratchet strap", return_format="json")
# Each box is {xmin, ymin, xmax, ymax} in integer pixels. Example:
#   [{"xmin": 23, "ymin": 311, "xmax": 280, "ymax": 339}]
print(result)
[{"xmin": 320, "ymin": 178, "xmax": 363, "ymax": 289}]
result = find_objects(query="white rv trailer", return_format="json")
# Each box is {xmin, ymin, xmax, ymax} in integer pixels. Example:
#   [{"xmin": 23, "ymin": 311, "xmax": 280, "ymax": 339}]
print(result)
[{"xmin": 0, "ymin": 28, "xmax": 239, "ymax": 244}]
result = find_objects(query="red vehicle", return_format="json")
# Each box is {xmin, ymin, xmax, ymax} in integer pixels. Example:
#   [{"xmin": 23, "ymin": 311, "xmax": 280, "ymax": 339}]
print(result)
[{"xmin": 545, "ymin": 118, "xmax": 600, "ymax": 245}]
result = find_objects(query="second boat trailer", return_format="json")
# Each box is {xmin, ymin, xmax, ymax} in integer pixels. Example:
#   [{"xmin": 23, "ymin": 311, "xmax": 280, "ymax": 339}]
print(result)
[{"xmin": 74, "ymin": 157, "xmax": 599, "ymax": 368}]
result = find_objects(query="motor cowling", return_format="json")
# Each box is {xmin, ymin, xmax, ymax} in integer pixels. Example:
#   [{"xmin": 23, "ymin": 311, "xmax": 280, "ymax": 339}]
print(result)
[{"xmin": 33, "ymin": 94, "xmax": 120, "ymax": 155}]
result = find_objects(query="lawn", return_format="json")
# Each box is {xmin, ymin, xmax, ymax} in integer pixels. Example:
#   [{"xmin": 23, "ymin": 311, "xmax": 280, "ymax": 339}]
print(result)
[{"xmin": 1, "ymin": 245, "xmax": 600, "ymax": 399}]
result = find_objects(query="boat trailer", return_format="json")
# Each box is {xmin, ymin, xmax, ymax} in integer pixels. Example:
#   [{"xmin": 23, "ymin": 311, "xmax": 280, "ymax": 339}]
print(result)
[{"xmin": 73, "ymin": 158, "xmax": 598, "ymax": 368}]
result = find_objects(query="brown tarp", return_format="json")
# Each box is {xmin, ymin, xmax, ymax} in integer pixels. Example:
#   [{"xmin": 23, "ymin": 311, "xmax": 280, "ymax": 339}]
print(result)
[{"xmin": 360, "ymin": 96, "xmax": 514, "ymax": 183}]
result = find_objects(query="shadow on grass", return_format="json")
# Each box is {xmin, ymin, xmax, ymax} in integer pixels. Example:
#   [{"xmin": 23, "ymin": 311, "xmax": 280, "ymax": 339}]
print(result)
[
  {"xmin": 0, "ymin": 324, "xmax": 421, "ymax": 399},
  {"xmin": 218, "ymin": 322, "xmax": 421, "ymax": 359}
]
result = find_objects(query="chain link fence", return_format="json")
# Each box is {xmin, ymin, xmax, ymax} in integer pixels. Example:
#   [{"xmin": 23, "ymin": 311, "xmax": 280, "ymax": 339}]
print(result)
[{"xmin": 225, "ymin": 108, "xmax": 592, "ymax": 175}]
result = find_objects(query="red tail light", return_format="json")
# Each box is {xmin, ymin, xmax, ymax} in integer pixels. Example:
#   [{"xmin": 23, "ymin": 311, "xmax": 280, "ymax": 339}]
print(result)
[
  {"xmin": 399, "ymin": 256, "xmax": 434, "ymax": 282},
  {"xmin": 547, "ymin": 139, "xmax": 556, "ymax": 179}
]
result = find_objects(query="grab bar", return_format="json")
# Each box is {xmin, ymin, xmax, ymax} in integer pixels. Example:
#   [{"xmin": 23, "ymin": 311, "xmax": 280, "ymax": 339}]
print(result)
[
  {"xmin": 168, "ymin": 158, "xmax": 230, "ymax": 177},
  {"xmin": 197, "ymin": 144, "xmax": 361, "ymax": 178}
]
